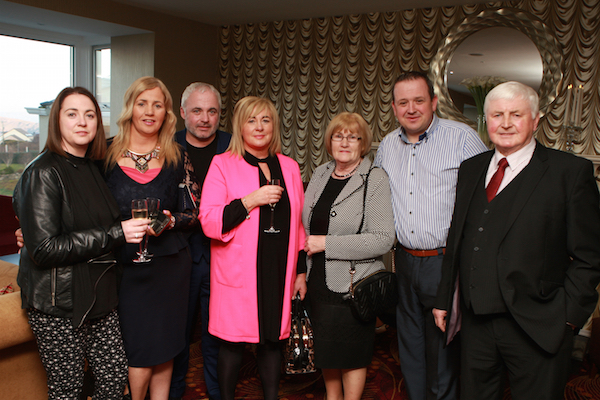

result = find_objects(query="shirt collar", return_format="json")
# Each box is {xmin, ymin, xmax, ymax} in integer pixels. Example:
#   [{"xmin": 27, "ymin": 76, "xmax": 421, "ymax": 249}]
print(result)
[
  {"xmin": 399, "ymin": 115, "xmax": 438, "ymax": 144},
  {"xmin": 492, "ymin": 136, "xmax": 536, "ymax": 171}
]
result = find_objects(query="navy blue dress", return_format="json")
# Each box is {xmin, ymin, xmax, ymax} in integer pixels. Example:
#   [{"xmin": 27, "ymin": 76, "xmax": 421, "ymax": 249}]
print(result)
[{"xmin": 105, "ymin": 162, "xmax": 192, "ymax": 367}]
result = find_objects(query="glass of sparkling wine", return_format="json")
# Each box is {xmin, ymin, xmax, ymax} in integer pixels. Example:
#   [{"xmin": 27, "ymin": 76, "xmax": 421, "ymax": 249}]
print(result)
[
  {"xmin": 131, "ymin": 199, "xmax": 150, "ymax": 263},
  {"xmin": 264, "ymin": 179, "xmax": 281, "ymax": 234},
  {"xmin": 143, "ymin": 197, "xmax": 160, "ymax": 259}
]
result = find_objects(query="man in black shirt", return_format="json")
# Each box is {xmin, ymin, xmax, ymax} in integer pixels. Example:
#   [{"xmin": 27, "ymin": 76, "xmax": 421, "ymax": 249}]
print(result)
[{"xmin": 170, "ymin": 82, "xmax": 231, "ymax": 400}]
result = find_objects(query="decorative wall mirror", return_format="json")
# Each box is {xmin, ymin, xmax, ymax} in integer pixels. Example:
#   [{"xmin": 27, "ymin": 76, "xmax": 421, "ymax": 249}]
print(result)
[{"xmin": 430, "ymin": 8, "xmax": 564, "ymax": 129}]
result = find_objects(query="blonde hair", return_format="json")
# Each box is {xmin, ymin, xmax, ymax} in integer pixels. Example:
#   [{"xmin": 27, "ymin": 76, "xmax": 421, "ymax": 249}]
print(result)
[
  {"xmin": 227, "ymin": 96, "xmax": 281, "ymax": 157},
  {"xmin": 324, "ymin": 112, "xmax": 373, "ymax": 157},
  {"xmin": 105, "ymin": 76, "xmax": 180, "ymax": 169}
]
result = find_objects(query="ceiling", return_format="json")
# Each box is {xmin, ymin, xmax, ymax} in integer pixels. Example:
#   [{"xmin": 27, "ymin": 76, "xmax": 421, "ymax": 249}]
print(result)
[
  {"xmin": 0, "ymin": 0, "xmax": 544, "ymax": 102},
  {"xmin": 0, "ymin": 0, "xmax": 491, "ymax": 42},
  {"xmin": 110, "ymin": 0, "xmax": 492, "ymax": 26},
  {"xmin": 0, "ymin": 1, "xmax": 148, "ymax": 43}
]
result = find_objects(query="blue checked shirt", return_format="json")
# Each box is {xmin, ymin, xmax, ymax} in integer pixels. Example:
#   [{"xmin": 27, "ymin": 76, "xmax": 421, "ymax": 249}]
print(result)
[{"xmin": 374, "ymin": 115, "xmax": 488, "ymax": 250}]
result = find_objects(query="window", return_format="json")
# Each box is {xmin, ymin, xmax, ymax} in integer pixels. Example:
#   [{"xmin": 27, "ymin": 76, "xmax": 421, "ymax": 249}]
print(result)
[
  {"xmin": 94, "ymin": 47, "xmax": 111, "ymax": 103},
  {"xmin": 0, "ymin": 35, "xmax": 72, "ymax": 195},
  {"xmin": 94, "ymin": 46, "xmax": 111, "ymax": 135}
]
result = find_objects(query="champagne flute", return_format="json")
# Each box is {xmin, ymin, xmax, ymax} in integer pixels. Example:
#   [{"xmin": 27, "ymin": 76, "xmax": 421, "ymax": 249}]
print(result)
[
  {"xmin": 131, "ymin": 199, "xmax": 150, "ymax": 263},
  {"xmin": 264, "ymin": 178, "xmax": 281, "ymax": 234},
  {"xmin": 143, "ymin": 197, "xmax": 160, "ymax": 259}
]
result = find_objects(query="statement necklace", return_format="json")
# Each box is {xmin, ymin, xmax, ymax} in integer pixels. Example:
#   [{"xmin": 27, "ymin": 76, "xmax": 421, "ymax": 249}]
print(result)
[
  {"xmin": 123, "ymin": 146, "xmax": 160, "ymax": 173},
  {"xmin": 333, "ymin": 163, "xmax": 359, "ymax": 178}
]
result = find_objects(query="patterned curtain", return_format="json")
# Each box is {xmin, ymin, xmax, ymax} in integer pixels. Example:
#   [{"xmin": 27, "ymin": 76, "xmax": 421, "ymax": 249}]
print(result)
[{"xmin": 219, "ymin": 0, "xmax": 600, "ymax": 180}]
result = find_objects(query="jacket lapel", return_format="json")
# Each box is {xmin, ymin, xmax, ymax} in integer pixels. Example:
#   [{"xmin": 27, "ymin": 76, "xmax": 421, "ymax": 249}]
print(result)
[
  {"xmin": 451, "ymin": 152, "xmax": 493, "ymax": 256},
  {"xmin": 305, "ymin": 158, "xmax": 372, "ymax": 223},
  {"xmin": 498, "ymin": 142, "xmax": 549, "ymax": 241},
  {"xmin": 307, "ymin": 161, "xmax": 334, "ymax": 209},
  {"xmin": 332, "ymin": 158, "xmax": 372, "ymax": 207}
]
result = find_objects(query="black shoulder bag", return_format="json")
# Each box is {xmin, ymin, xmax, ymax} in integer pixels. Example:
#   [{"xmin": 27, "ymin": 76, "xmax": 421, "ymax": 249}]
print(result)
[{"xmin": 344, "ymin": 169, "xmax": 398, "ymax": 322}]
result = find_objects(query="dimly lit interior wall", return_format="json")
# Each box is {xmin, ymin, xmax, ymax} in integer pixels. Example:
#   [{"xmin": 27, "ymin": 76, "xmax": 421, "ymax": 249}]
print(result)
[
  {"xmin": 7, "ymin": 0, "xmax": 220, "ymax": 132},
  {"xmin": 110, "ymin": 33, "xmax": 155, "ymax": 135}
]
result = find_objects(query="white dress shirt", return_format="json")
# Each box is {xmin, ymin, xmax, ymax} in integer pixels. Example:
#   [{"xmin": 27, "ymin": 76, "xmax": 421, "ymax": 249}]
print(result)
[{"xmin": 485, "ymin": 137, "xmax": 536, "ymax": 195}]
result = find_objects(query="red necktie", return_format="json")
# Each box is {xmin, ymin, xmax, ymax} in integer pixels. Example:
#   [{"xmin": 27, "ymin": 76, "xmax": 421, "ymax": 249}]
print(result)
[{"xmin": 486, "ymin": 158, "xmax": 508, "ymax": 202}]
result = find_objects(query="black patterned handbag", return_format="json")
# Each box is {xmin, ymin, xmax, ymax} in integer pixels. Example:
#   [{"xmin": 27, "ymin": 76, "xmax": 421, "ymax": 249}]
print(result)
[
  {"xmin": 284, "ymin": 295, "xmax": 316, "ymax": 374},
  {"xmin": 343, "ymin": 168, "xmax": 398, "ymax": 322},
  {"xmin": 345, "ymin": 266, "xmax": 398, "ymax": 322}
]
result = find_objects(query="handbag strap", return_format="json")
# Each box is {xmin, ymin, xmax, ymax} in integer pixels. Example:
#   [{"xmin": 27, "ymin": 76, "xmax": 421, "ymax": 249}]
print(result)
[
  {"xmin": 356, "ymin": 167, "xmax": 372, "ymax": 235},
  {"xmin": 349, "ymin": 167, "xmax": 373, "ymax": 296}
]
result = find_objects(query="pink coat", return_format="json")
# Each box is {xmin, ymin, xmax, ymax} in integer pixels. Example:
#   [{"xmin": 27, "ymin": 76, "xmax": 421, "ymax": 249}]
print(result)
[{"xmin": 199, "ymin": 152, "xmax": 305, "ymax": 343}]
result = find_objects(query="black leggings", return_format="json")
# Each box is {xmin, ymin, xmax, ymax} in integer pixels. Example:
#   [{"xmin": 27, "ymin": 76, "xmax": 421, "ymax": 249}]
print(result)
[{"xmin": 218, "ymin": 340, "xmax": 282, "ymax": 400}]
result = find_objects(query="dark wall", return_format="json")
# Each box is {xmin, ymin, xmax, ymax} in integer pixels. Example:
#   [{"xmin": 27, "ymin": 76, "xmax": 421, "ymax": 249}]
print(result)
[{"xmin": 7, "ymin": 0, "xmax": 220, "ymax": 131}]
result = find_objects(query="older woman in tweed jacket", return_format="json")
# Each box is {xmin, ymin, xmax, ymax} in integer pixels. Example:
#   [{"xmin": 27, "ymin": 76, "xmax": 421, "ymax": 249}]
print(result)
[{"xmin": 302, "ymin": 112, "xmax": 395, "ymax": 400}]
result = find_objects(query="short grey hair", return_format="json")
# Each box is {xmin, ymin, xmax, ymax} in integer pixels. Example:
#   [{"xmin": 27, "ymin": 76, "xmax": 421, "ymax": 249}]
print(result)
[
  {"xmin": 484, "ymin": 81, "xmax": 539, "ymax": 119},
  {"xmin": 181, "ymin": 82, "xmax": 222, "ymax": 112}
]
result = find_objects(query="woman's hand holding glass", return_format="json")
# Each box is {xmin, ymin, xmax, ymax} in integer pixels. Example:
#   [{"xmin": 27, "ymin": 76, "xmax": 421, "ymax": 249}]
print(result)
[
  {"xmin": 16, "ymin": 218, "xmax": 149, "ymax": 248},
  {"xmin": 121, "ymin": 218, "xmax": 150, "ymax": 244},
  {"xmin": 241, "ymin": 183, "xmax": 284, "ymax": 213}
]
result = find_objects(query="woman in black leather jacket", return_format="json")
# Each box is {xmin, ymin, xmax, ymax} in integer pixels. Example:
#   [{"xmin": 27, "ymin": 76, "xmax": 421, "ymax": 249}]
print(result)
[{"xmin": 12, "ymin": 87, "xmax": 148, "ymax": 399}]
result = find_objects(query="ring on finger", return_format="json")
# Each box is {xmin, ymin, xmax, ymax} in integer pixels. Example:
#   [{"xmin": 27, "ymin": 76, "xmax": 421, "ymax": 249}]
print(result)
[{"xmin": 135, "ymin": 232, "xmax": 138, "ymax": 239}]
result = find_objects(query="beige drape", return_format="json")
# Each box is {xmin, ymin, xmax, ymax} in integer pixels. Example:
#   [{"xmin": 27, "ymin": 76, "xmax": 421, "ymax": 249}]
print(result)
[{"xmin": 218, "ymin": 0, "xmax": 600, "ymax": 180}]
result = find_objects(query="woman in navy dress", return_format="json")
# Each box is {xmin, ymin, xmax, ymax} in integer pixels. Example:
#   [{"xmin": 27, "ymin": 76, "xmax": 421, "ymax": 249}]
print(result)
[{"xmin": 103, "ymin": 77, "xmax": 193, "ymax": 400}]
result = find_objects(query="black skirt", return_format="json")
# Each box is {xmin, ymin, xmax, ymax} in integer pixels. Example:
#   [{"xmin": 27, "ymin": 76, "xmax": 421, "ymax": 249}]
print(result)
[
  {"xmin": 307, "ymin": 272, "xmax": 375, "ymax": 369},
  {"xmin": 307, "ymin": 176, "xmax": 375, "ymax": 369}
]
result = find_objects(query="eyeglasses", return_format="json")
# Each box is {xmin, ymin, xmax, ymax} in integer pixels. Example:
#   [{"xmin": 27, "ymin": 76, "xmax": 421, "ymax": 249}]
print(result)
[{"xmin": 331, "ymin": 133, "xmax": 362, "ymax": 143}]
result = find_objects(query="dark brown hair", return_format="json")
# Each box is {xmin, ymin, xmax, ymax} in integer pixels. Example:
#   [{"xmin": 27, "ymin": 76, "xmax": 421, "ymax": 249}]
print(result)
[
  {"xmin": 393, "ymin": 71, "xmax": 435, "ymax": 102},
  {"xmin": 44, "ymin": 86, "xmax": 107, "ymax": 160}
]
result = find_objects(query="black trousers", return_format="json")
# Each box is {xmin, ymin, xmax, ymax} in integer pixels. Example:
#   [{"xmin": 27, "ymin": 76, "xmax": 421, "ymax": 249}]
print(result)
[{"xmin": 461, "ymin": 306, "xmax": 574, "ymax": 400}]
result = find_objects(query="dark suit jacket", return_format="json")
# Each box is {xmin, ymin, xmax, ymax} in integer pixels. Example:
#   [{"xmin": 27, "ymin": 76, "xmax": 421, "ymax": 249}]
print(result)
[
  {"xmin": 435, "ymin": 142, "xmax": 600, "ymax": 354},
  {"xmin": 175, "ymin": 129, "xmax": 231, "ymax": 263}
]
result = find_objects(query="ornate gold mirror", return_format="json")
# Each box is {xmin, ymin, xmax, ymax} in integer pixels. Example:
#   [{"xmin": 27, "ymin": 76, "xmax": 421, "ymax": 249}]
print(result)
[{"xmin": 430, "ymin": 8, "xmax": 564, "ymax": 129}]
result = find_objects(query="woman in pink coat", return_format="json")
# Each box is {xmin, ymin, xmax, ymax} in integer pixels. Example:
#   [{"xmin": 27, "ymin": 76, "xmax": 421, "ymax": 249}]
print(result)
[{"xmin": 200, "ymin": 96, "xmax": 307, "ymax": 400}]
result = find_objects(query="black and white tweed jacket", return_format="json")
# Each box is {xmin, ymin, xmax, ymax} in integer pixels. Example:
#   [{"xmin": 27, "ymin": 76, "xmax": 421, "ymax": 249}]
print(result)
[{"xmin": 302, "ymin": 158, "xmax": 396, "ymax": 293}]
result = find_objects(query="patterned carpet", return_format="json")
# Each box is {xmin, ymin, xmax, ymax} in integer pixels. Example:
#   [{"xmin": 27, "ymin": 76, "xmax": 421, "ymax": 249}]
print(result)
[
  {"xmin": 181, "ymin": 327, "xmax": 600, "ymax": 400},
  {"xmin": 181, "ymin": 325, "xmax": 406, "ymax": 400}
]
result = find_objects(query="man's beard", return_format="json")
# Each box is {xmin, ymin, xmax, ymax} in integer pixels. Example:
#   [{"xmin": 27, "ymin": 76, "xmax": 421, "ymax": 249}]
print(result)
[{"xmin": 188, "ymin": 125, "xmax": 216, "ymax": 140}]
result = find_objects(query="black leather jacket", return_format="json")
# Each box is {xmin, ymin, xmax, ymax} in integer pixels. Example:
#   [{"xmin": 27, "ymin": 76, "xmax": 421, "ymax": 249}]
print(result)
[{"xmin": 12, "ymin": 151, "xmax": 126, "ymax": 325}]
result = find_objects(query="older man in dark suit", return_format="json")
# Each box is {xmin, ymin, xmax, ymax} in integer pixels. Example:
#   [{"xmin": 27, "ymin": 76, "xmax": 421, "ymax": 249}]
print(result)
[{"xmin": 433, "ymin": 81, "xmax": 600, "ymax": 400}]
